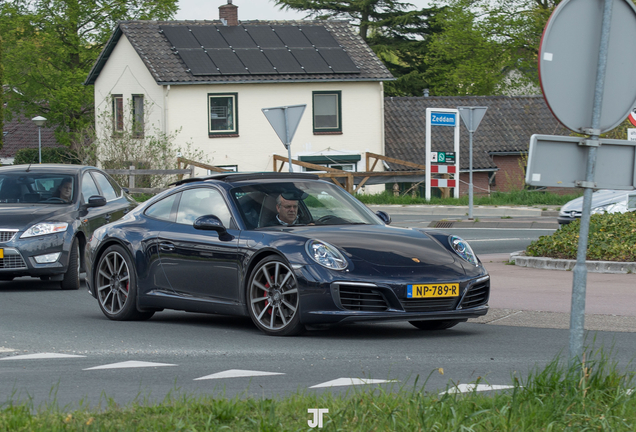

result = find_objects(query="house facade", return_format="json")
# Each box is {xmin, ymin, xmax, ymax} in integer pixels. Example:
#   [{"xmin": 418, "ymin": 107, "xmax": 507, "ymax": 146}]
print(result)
[{"xmin": 85, "ymin": 2, "xmax": 393, "ymax": 178}]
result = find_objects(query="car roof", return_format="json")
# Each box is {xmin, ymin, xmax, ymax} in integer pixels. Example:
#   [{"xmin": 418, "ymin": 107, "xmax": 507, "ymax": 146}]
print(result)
[
  {"xmin": 172, "ymin": 172, "xmax": 320, "ymax": 187},
  {"xmin": 0, "ymin": 164, "xmax": 96, "ymax": 175}
]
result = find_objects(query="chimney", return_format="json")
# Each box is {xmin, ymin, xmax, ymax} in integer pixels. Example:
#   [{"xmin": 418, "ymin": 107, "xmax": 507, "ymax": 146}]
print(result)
[{"xmin": 219, "ymin": 0, "xmax": 238, "ymax": 26}]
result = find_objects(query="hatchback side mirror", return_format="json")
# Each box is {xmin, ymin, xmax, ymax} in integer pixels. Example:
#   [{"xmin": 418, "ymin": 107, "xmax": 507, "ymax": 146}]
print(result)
[
  {"xmin": 85, "ymin": 195, "xmax": 107, "ymax": 208},
  {"xmin": 376, "ymin": 210, "xmax": 391, "ymax": 225}
]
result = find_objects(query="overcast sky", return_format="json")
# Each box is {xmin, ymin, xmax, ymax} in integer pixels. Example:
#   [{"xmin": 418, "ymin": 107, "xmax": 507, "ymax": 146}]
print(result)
[{"xmin": 175, "ymin": 0, "xmax": 433, "ymax": 21}]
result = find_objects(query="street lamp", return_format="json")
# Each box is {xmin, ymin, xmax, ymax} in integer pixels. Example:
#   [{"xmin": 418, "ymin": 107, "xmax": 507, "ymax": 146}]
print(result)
[{"xmin": 31, "ymin": 116, "xmax": 47, "ymax": 164}]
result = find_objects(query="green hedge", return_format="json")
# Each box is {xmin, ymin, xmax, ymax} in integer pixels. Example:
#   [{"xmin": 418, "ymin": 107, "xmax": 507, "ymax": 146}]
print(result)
[
  {"xmin": 13, "ymin": 147, "xmax": 80, "ymax": 165},
  {"xmin": 526, "ymin": 212, "xmax": 636, "ymax": 262}
]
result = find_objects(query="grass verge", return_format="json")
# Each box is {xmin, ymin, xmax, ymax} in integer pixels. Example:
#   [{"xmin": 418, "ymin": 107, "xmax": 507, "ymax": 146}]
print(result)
[
  {"xmin": 356, "ymin": 189, "xmax": 582, "ymax": 207},
  {"xmin": 2, "ymin": 350, "xmax": 634, "ymax": 431}
]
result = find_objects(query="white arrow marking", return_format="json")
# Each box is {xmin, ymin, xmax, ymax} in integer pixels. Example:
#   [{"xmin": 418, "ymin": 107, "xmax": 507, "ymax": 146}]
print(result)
[
  {"xmin": 83, "ymin": 361, "xmax": 176, "ymax": 370},
  {"xmin": 194, "ymin": 369, "xmax": 285, "ymax": 380},
  {"xmin": 310, "ymin": 378, "xmax": 399, "ymax": 389},
  {"xmin": 1, "ymin": 353, "xmax": 86, "ymax": 360},
  {"xmin": 440, "ymin": 384, "xmax": 516, "ymax": 395}
]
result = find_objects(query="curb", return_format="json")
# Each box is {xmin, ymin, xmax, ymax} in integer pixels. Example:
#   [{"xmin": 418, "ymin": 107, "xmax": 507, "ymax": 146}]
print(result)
[
  {"xmin": 429, "ymin": 220, "xmax": 559, "ymax": 229},
  {"xmin": 366, "ymin": 204, "xmax": 557, "ymax": 217},
  {"xmin": 509, "ymin": 251, "xmax": 636, "ymax": 274}
]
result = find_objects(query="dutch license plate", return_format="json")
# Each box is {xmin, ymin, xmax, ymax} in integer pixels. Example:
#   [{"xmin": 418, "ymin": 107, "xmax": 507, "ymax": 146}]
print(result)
[
  {"xmin": 407, "ymin": 283, "xmax": 459, "ymax": 298},
  {"xmin": 0, "ymin": 249, "xmax": 3, "ymax": 259}
]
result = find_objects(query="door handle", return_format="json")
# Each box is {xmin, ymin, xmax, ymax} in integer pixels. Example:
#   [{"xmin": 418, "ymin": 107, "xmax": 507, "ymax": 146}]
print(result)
[{"xmin": 160, "ymin": 242, "xmax": 175, "ymax": 251}]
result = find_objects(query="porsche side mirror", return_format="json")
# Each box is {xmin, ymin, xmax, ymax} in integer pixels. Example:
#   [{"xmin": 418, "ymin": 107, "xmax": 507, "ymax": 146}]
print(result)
[
  {"xmin": 376, "ymin": 210, "xmax": 391, "ymax": 225},
  {"xmin": 85, "ymin": 195, "xmax": 107, "ymax": 208},
  {"xmin": 194, "ymin": 215, "xmax": 232, "ymax": 240}
]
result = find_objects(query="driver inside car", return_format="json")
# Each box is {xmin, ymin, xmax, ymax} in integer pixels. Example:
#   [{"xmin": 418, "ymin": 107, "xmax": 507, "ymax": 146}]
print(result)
[{"xmin": 53, "ymin": 177, "xmax": 73, "ymax": 203}]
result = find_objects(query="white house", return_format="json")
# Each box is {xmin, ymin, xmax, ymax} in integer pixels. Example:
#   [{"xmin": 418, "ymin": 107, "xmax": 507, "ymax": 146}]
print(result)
[{"xmin": 85, "ymin": 1, "xmax": 394, "ymax": 178}]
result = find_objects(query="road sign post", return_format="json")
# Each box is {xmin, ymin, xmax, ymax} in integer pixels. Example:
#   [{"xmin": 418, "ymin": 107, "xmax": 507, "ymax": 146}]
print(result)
[
  {"xmin": 262, "ymin": 105, "xmax": 306, "ymax": 173},
  {"xmin": 537, "ymin": 0, "xmax": 636, "ymax": 365},
  {"xmin": 425, "ymin": 108, "xmax": 460, "ymax": 200},
  {"xmin": 458, "ymin": 107, "xmax": 488, "ymax": 220}
]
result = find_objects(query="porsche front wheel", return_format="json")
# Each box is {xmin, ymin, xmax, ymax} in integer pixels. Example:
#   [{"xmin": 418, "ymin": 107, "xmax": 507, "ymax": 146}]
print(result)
[
  {"xmin": 95, "ymin": 245, "xmax": 154, "ymax": 321},
  {"xmin": 247, "ymin": 256, "xmax": 303, "ymax": 336}
]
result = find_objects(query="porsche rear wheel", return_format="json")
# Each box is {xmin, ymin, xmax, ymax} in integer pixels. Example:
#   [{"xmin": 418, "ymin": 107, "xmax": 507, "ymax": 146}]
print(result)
[
  {"xmin": 409, "ymin": 320, "xmax": 462, "ymax": 331},
  {"xmin": 96, "ymin": 245, "xmax": 154, "ymax": 321},
  {"xmin": 247, "ymin": 256, "xmax": 303, "ymax": 336}
]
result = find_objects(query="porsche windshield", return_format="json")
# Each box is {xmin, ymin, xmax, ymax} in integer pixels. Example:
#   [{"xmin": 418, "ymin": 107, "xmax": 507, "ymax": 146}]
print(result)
[
  {"xmin": 232, "ymin": 181, "xmax": 381, "ymax": 229},
  {"xmin": 0, "ymin": 173, "xmax": 77, "ymax": 204}
]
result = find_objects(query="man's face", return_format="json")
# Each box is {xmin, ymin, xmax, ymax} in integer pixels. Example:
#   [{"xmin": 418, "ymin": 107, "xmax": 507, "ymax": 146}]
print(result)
[
  {"xmin": 277, "ymin": 196, "xmax": 298, "ymax": 224},
  {"xmin": 59, "ymin": 183, "xmax": 72, "ymax": 201}
]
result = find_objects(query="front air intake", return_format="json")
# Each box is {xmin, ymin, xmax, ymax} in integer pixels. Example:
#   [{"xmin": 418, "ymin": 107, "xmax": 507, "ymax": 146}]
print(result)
[{"xmin": 337, "ymin": 284, "xmax": 389, "ymax": 312}]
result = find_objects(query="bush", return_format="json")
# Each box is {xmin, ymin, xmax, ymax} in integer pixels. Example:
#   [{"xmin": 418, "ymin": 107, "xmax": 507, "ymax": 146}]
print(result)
[
  {"xmin": 526, "ymin": 212, "xmax": 636, "ymax": 261},
  {"xmin": 13, "ymin": 147, "xmax": 81, "ymax": 165}
]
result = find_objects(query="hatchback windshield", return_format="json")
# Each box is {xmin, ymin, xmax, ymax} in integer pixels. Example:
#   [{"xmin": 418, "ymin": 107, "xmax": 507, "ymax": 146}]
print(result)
[
  {"xmin": 232, "ymin": 181, "xmax": 380, "ymax": 229},
  {"xmin": 0, "ymin": 173, "xmax": 77, "ymax": 204}
]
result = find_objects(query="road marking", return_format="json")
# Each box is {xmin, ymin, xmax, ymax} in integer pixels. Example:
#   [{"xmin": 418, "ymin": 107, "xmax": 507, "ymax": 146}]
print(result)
[
  {"xmin": 83, "ymin": 361, "xmax": 176, "ymax": 370},
  {"xmin": 1, "ymin": 353, "xmax": 86, "ymax": 360},
  {"xmin": 0, "ymin": 347, "xmax": 16, "ymax": 353},
  {"xmin": 440, "ymin": 384, "xmax": 516, "ymax": 394},
  {"xmin": 310, "ymin": 378, "xmax": 398, "ymax": 388},
  {"xmin": 194, "ymin": 369, "xmax": 285, "ymax": 380}
]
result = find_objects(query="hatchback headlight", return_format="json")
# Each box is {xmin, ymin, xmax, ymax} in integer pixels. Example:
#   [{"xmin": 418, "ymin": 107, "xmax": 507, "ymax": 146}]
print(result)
[
  {"xmin": 306, "ymin": 240, "xmax": 348, "ymax": 270},
  {"xmin": 21, "ymin": 222, "xmax": 68, "ymax": 238},
  {"xmin": 591, "ymin": 201, "xmax": 627, "ymax": 215},
  {"xmin": 449, "ymin": 235, "xmax": 478, "ymax": 266}
]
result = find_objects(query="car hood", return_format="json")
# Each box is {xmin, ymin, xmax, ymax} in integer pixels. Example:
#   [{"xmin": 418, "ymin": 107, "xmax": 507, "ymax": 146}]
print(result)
[
  {"xmin": 560, "ymin": 189, "xmax": 629, "ymax": 213},
  {"xmin": 272, "ymin": 224, "xmax": 457, "ymax": 267},
  {"xmin": 0, "ymin": 204, "xmax": 76, "ymax": 229}
]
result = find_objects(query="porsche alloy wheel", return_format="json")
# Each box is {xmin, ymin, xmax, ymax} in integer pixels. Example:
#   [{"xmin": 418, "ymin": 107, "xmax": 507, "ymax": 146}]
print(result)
[
  {"xmin": 248, "ymin": 256, "xmax": 303, "ymax": 336},
  {"xmin": 96, "ymin": 245, "xmax": 154, "ymax": 321}
]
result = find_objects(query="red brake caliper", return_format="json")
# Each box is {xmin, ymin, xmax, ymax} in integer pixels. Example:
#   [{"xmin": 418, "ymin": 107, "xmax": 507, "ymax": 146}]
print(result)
[{"xmin": 264, "ymin": 283, "xmax": 272, "ymax": 314}]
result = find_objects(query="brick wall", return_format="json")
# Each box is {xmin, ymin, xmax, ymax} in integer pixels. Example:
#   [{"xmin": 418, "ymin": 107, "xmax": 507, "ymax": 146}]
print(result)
[
  {"xmin": 492, "ymin": 155, "xmax": 525, "ymax": 192},
  {"xmin": 458, "ymin": 172, "xmax": 490, "ymax": 196}
]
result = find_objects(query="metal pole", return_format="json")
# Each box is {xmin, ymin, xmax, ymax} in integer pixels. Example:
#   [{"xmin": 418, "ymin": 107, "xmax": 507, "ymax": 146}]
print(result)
[
  {"xmin": 284, "ymin": 107, "xmax": 293, "ymax": 173},
  {"xmin": 569, "ymin": 0, "xmax": 612, "ymax": 365},
  {"xmin": 38, "ymin": 126, "xmax": 42, "ymax": 164},
  {"xmin": 468, "ymin": 129, "xmax": 474, "ymax": 220}
]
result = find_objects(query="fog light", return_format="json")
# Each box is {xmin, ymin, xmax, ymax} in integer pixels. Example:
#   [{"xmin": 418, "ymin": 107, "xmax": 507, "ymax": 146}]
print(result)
[{"xmin": 34, "ymin": 252, "xmax": 61, "ymax": 264}]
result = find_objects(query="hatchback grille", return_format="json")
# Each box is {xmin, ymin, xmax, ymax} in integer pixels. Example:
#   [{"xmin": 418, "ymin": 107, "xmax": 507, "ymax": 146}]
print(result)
[
  {"xmin": 0, "ymin": 253, "xmax": 27, "ymax": 270},
  {"xmin": 0, "ymin": 230, "xmax": 17, "ymax": 243},
  {"xmin": 338, "ymin": 285, "xmax": 389, "ymax": 312},
  {"xmin": 401, "ymin": 297, "xmax": 458, "ymax": 312},
  {"xmin": 459, "ymin": 280, "xmax": 490, "ymax": 309}
]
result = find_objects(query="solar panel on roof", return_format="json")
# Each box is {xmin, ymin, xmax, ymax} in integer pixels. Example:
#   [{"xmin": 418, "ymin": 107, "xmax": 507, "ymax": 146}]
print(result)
[
  {"xmin": 161, "ymin": 26, "xmax": 201, "ymax": 49},
  {"xmin": 261, "ymin": 49, "xmax": 305, "ymax": 74},
  {"xmin": 318, "ymin": 48, "xmax": 360, "ymax": 73},
  {"xmin": 299, "ymin": 26, "xmax": 340, "ymax": 47},
  {"xmin": 272, "ymin": 26, "xmax": 313, "ymax": 48},
  {"xmin": 218, "ymin": 26, "xmax": 258, "ymax": 48},
  {"xmin": 234, "ymin": 49, "xmax": 277, "ymax": 74},
  {"xmin": 289, "ymin": 48, "xmax": 332, "ymax": 73},
  {"xmin": 207, "ymin": 48, "xmax": 249, "ymax": 74},
  {"xmin": 177, "ymin": 49, "xmax": 220, "ymax": 75},
  {"xmin": 190, "ymin": 26, "xmax": 228, "ymax": 49},
  {"xmin": 245, "ymin": 26, "xmax": 285, "ymax": 48}
]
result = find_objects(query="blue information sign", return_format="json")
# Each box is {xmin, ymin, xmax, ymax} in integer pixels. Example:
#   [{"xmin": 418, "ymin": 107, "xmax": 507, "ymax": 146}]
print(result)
[{"xmin": 430, "ymin": 112, "xmax": 456, "ymax": 127}]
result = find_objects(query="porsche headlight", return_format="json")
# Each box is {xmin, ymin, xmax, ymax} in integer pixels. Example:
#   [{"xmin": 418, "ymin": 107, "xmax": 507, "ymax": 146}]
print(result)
[
  {"xmin": 449, "ymin": 235, "xmax": 478, "ymax": 266},
  {"xmin": 306, "ymin": 240, "xmax": 348, "ymax": 270},
  {"xmin": 20, "ymin": 222, "xmax": 68, "ymax": 238}
]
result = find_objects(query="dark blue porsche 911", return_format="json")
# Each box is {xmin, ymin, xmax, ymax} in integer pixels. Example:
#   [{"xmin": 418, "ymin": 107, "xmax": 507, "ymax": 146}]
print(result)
[{"xmin": 86, "ymin": 173, "xmax": 490, "ymax": 336}]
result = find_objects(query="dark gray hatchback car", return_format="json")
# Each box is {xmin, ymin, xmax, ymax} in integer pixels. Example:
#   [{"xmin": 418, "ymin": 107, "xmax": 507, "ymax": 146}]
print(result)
[{"xmin": 0, "ymin": 164, "xmax": 137, "ymax": 289}]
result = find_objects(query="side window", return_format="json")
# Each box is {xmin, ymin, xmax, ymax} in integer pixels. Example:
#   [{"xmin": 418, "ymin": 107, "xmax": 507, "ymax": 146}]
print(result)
[
  {"xmin": 104, "ymin": 173, "xmax": 122, "ymax": 197},
  {"xmin": 145, "ymin": 193, "xmax": 179, "ymax": 222},
  {"xmin": 313, "ymin": 91, "xmax": 341, "ymax": 133},
  {"xmin": 81, "ymin": 172, "xmax": 100, "ymax": 202},
  {"xmin": 132, "ymin": 94, "xmax": 144, "ymax": 138},
  {"xmin": 92, "ymin": 172, "xmax": 118, "ymax": 201},
  {"xmin": 112, "ymin": 94, "xmax": 124, "ymax": 134},
  {"xmin": 176, "ymin": 188, "xmax": 232, "ymax": 227},
  {"xmin": 208, "ymin": 93, "xmax": 238, "ymax": 136}
]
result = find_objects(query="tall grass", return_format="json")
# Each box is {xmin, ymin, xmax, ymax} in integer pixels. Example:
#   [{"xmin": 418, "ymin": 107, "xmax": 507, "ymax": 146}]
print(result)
[
  {"xmin": 357, "ymin": 189, "xmax": 583, "ymax": 207},
  {"xmin": 2, "ymin": 349, "xmax": 634, "ymax": 431}
]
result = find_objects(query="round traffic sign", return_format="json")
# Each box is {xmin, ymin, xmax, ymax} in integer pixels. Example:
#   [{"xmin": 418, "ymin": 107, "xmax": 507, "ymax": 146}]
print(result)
[
  {"xmin": 539, "ymin": 0, "xmax": 636, "ymax": 133},
  {"xmin": 629, "ymin": 110, "xmax": 636, "ymax": 127}
]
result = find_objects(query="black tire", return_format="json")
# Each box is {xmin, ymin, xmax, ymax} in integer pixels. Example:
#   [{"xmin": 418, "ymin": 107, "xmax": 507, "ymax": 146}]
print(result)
[
  {"xmin": 247, "ymin": 256, "xmax": 304, "ymax": 336},
  {"xmin": 409, "ymin": 320, "xmax": 463, "ymax": 331},
  {"xmin": 95, "ymin": 244, "xmax": 154, "ymax": 321},
  {"xmin": 60, "ymin": 238, "xmax": 81, "ymax": 290}
]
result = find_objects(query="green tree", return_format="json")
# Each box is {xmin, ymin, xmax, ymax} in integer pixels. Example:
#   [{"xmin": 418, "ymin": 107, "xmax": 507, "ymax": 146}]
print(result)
[
  {"xmin": 0, "ymin": 0, "xmax": 178, "ymax": 147},
  {"xmin": 422, "ymin": 0, "xmax": 556, "ymax": 96}
]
